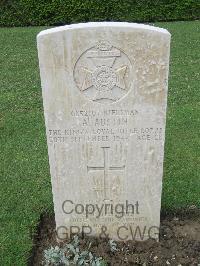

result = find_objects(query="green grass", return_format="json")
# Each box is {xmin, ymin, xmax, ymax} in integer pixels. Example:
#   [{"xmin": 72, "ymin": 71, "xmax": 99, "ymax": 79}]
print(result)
[{"xmin": 0, "ymin": 21, "xmax": 199, "ymax": 265}]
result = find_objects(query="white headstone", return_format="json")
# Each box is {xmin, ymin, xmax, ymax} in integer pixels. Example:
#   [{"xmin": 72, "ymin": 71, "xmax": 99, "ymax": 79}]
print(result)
[{"xmin": 37, "ymin": 22, "xmax": 170, "ymax": 241}]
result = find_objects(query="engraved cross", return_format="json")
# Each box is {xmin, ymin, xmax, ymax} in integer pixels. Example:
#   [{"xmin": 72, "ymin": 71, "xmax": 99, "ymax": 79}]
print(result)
[{"xmin": 87, "ymin": 146, "xmax": 125, "ymax": 200}]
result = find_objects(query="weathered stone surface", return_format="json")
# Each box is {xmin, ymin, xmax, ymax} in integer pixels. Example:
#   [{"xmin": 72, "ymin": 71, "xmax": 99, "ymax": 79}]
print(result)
[{"xmin": 37, "ymin": 22, "xmax": 171, "ymax": 241}]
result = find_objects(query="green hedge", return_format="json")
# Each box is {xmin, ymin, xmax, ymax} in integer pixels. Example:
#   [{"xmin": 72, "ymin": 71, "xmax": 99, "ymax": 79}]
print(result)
[{"xmin": 0, "ymin": 0, "xmax": 199, "ymax": 27}]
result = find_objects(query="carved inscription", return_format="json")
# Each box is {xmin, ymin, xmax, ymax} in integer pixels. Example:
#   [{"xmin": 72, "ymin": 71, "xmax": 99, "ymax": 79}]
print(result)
[
  {"xmin": 48, "ymin": 108, "xmax": 163, "ymax": 143},
  {"xmin": 48, "ymin": 127, "xmax": 163, "ymax": 143}
]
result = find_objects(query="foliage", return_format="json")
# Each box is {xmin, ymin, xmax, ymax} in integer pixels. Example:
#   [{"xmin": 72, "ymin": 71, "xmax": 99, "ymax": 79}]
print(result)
[
  {"xmin": 0, "ymin": 0, "xmax": 199, "ymax": 27},
  {"xmin": 108, "ymin": 239, "xmax": 119, "ymax": 252},
  {"xmin": 44, "ymin": 246, "xmax": 70, "ymax": 265},
  {"xmin": 44, "ymin": 235, "xmax": 107, "ymax": 266}
]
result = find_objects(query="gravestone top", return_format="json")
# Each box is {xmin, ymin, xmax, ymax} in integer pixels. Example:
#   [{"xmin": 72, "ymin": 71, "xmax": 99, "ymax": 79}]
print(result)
[
  {"xmin": 37, "ymin": 22, "xmax": 170, "ymax": 241},
  {"xmin": 37, "ymin": 22, "xmax": 170, "ymax": 37}
]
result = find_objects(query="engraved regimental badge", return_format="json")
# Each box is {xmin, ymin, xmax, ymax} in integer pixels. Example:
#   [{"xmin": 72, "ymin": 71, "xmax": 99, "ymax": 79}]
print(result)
[{"xmin": 74, "ymin": 41, "xmax": 132, "ymax": 104}]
